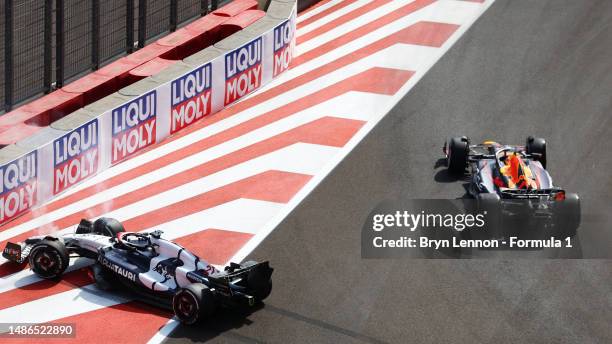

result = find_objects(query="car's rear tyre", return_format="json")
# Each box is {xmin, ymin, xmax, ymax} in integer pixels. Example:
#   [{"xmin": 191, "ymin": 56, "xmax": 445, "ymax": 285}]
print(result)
[
  {"xmin": 172, "ymin": 283, "xmax": 215, "ymax": 325},
  {"xmin": 554, "ymin": 193, "xmax": 580, "ymax": 238},
  {"xmin": 93, "ymin": 217, "xmax": 125, "ymax": 237},
  {"xmin": 526, "ymin": 136, "xmax": 547, "ymax": 168},
  {"xmin": 447, "ymin": 136, "xmax": 469, "ymax": 175},
  {"xmin": 29, "ymin": 239, "xmax": 69, "ymax": 279},
  {"xmin": 476, "ymin": 193, "xmax": 502, "ymax": 238}
]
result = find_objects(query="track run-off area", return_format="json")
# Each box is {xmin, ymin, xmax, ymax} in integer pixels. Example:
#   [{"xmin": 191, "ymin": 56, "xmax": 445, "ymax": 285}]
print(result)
[{"xmin": 0, "ymin": 1, "xmax": 495, "ymax": 343}]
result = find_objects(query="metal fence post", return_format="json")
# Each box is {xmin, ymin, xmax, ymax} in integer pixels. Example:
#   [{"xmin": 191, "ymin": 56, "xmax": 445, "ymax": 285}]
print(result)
[
  {"xmin": 137, "ymin": 0, "xmax": 147, "ymax": 48},
  {"xmin": 169, "ymin": 0, "xmax": 177, "ymax": 32},
  {"xmin": 4, "ymin": 0, "xmax": 13, "ymax": 111},
  {"xmin": 91, "ymin": 0, "xmax": 100, "ymax": 70},
  {"xmin": 126, "ymin": 0, "xmax": 134, "ymax": 53},
  {"xmin": 44, "ymin": 0, "xmax": 53, "ymax": 93},
  {"xmin": 201, "ymin": 0, "xmax": 209, "ymax": 16},
  {"xmin": 56, "ymin": 0, "xmax": 65, "ymax": 88}
]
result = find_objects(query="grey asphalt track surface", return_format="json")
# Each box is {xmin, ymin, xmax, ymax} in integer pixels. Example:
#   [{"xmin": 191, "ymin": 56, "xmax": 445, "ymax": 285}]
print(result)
[{"xmin": 165, "ymin": 0, "xmax": 612, "ymax": 342}]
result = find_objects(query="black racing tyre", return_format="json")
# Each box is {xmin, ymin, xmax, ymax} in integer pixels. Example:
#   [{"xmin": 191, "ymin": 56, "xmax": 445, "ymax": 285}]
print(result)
[
  {"xmin": 554, "ymin": 193, "xmax": 580, "ymax": 238},
  {"xmin": 93, "ymin": 217, "xmax": 125, "ymax": 237},
  {"xmin": 172, "ymin": 283, "xmax": 215, "ymax": 325},
  {"xmin": 526, "ymin": 136, "xmax": 547, "ymax": 168},
  {"xmin": 92, "ymin": 263, "xmax": 115, "ymax": 291},
  {"xmin": 476, "ymin": 193, "xmax": 502, "ymax": 238},
  {"xmin": 246, "ymin": 263, "xmax": 273, "ymax": 301},
  {"xmin": 447, "ymin": 136, "xmax": 470, "ymax": 175},
  {"xmin": 29, "ymin": 239, "xmax": 69, "ymax": 279}
]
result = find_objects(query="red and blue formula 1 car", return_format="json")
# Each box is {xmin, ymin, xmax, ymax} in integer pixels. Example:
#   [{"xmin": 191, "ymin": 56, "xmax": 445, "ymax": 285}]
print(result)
[
  {"xmin": 444, "ymin": 136, "xmax": 580, "ymax": 238},
  {"xmin": 2, "ymin": 218, "xmax": 273, "ymax": 325}
]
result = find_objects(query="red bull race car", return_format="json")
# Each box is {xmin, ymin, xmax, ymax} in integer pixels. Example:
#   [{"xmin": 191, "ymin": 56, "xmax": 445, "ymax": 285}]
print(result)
[
  {"xmin": 2, "ymin": 218, "xmax": 273, "ymax": 325},
  {"xmin": 444, "ymin": 136, "xmax": 580, "ymax": 238}
]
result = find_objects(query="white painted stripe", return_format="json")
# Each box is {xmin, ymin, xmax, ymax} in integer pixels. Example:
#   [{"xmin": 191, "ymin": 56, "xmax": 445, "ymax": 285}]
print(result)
[
  {"xmin": 0, "ymin": 199, "xmax": 280, "ymax": 294},
  {"xmin": 0, "ymin": 141, "xmax": 340, "ymax": 242},
  {"xmin": 0, "ymin": 284, "xmax": 129, "ymax": 325},
  {"xmin": 231, "ymin": 0, "xmax": 496, "ymax": 266},
  {"xmin": 46, "ymin": 1, "xmax": 414, "ymax": 204},
  {"xmin": 296, "ymin": 0, "xmax": 345, "ymax": 24},
  {"xmin": 296, "ymin": 0, "xmax": 415, "ymax": 55},
  {"xmin": 148, "ymin": 198, "xmax": 284, "ymax": 237},
  {"xmin": 0, "ymin": 68, "xmax": 390, "ymax": 240},
  {"xmin": 0, "ymin": 116, "xmax": 351, "ymax": 298},
  {"xmin": 3, "ymin": 43, "xmax": 430, "ymax": 244},
  {"xmin": 297, "ymin": 0, "xmax": 372, "ymax": 36},
  {"xmin": 84, "ymin": 144, "xmax": 334, "ymax": 224},
  {"xmin": 146, "ymin": 318, "xmax": 180, "ymax": 344},
  {"xmin": 0, "ymin": 0, "xmax": 496, "ymax": 338},
  {"xmin": 293, "ymin": 0, "xmax": 481, "ymax": 67},
  {"xmin": 0, "ymin": 257, "xmax": 93, "ymax": 294}
]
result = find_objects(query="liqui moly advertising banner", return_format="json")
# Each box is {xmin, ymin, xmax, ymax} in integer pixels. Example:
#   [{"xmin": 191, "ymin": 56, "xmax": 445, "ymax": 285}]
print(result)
[
  {"xmin": 0, "ymin": 152, "xmax": 37, "ymax": 225},
  {"xmin": 53, "ymin": 119, "xmax": 99, "ymax": 195},
  {"xmin": 171, "ymin": 62, "xmax": 212, "ymax": 134},
  {"xmin": 111, "ymin": 91, "xmax": 157, "ymax": 163},
  {"xmin": 0, "ymin": 5, "xmax": 298, "ymax": 228},
  {"xmin": 224, "ymin": 37, "xmax": 263, "ymax": 105},
  {"xmin": 273, "ymin": 18, "xmax": 295, "ymax": 77}
]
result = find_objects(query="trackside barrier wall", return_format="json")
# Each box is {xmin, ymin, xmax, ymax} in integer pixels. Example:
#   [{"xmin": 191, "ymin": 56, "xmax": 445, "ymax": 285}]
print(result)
[{"xmin": 0, "ymin": 0, "xmax": 297, "ymax": 227}]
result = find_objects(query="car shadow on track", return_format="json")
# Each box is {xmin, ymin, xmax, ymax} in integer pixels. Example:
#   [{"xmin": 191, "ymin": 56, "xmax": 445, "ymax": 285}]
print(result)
[
  {"xmin": 433, "ymin": 158, "xmax": 472, "ymax": 198},
  {"xmin": 167, "ymin": 303, "xmax": 265, "ymax": 343}
]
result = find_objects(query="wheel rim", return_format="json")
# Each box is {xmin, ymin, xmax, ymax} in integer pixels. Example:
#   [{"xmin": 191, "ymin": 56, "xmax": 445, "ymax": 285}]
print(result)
[
  {"xmin": 35, "ymin": 251, "xmax": 56, "ymax": 271},
  {"xmin": 175, "ymin": 291, "xmax": 198, "ymax": 321}
]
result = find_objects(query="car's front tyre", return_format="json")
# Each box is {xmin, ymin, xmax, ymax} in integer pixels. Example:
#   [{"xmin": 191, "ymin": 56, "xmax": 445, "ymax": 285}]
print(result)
[
  {"xmin": 526, "ymin": 136, "xmax": 547, "ymax": 168},
  {"xmin": 29, "ymin": 239, "xmax": 69, "ymax": 279}
]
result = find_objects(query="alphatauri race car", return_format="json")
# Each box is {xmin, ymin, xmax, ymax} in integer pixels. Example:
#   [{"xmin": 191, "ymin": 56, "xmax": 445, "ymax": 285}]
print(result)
[
  {"xmin": 443, "ymin": 136, "xmax": 580, "ymax": 238},
  {"xmin": 2, "ymin": 218, "xmax": 273, "ymax": 325}
]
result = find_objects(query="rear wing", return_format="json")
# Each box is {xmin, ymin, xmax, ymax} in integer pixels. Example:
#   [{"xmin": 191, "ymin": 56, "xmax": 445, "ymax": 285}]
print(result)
[
  {"xmin": 209, "ymin": 261, "xmax": 273, "ymax": 305},
  {"xmin": 499, "ymin": 188, "xmax": 565, "ymax": 200}
]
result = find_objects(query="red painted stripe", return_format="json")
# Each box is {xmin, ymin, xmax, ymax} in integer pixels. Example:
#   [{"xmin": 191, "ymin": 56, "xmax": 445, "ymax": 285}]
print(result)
[
  {"xmin": 0, "ymin": 302, "xmax": 171, "ymax": 344},
  {"xmin": 298, "ymin": 0, "xmax": 360, "ymax": 29},
  {"xmin": 299, "ymin": 0, "xmax": 335, "ymax": 16},
  {"xmin": 97, "ymin": 1, "xmax": 435, "ymax": 146},
  {"xmin": 0, "ymin": 1, "xmax": 435, "ymax": 234},
  {"xmin": 0, "ymin": 114, "xmax": 369, "ymax": 257},
  {"xmin": 0, "ymin": 67, "xmax": 406, "ymax": 248},
  {"xmin": 173, "ymin": 229, "xmax": 253, "ymax": 266},
  {"xmin": 121, "ymin": 170, "xmax": 311, "ymax": 232},
  {"xmin": 168, "ymin": 3, "xmax": 437, "ymax": 136},
  {"xmin": 0, "ymin": 268, "xmax": 94, "ymax": 311},
  {"xmin": 0, "ymin": 228, "xmax": 251, "ymax": 310},
  {"xmin": 0, "ymin": 261, "xmax": 27, "ymax": 278},
  {"xmin": 298, "ymin": 0, "xmax": 392, "ymax": 45},
  {"xmin": 295, "ymin": 0, "xmax": 437, "ymax": 65},
  {"xmin": 0, "ymin": 236, "xmax": 253, "ymax": 340}
]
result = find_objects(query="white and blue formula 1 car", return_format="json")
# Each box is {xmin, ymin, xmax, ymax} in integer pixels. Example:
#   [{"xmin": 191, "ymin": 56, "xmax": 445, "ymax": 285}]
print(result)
[{"xmin": 2, "ymin": 218, "xmax": 273, "ymax": 325}]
